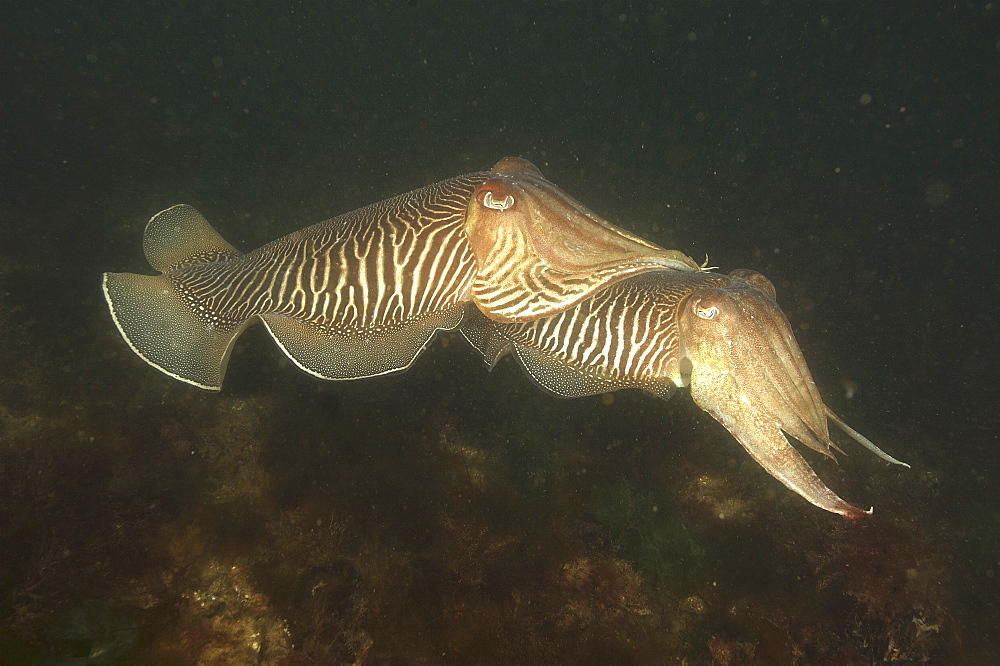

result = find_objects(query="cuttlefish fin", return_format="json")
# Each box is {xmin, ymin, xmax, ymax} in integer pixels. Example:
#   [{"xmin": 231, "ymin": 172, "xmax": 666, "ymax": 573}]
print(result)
[
  {"xmin": 103, "ymin": 205, "xmax": 248, "ymax": 391},
  {"xmin": 103, "ymin": 271, "xmax": 252, "ymax": 391},
  {"xmin": 142, "ymin": 204, "xmax": 242, "ymax": 271},
  {"xmin": 259, "ymin": 303, "xmax": 466, "ymax": 381},
  {"xmin": 457, "ymin": 304, "xmax": 515, "ymax": 368}
]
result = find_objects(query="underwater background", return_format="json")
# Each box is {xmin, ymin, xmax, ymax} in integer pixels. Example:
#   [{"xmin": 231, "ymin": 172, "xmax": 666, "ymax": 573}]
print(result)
[{"xmin": 1, "ymin": 1, "xmax": 997, "ymax": 663}]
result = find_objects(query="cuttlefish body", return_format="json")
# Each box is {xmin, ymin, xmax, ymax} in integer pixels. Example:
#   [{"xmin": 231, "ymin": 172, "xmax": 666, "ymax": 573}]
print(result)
[
  {"xmin": 104, "ymin": 159, "xmax": 902, "ymax": 516},
  {"xmin": 460, "ymin": 269, "xmax": 906, "ymax": 517},
  {"xmin": 103, "ymin": 158, "xmax": 698, "ymax": 390}
]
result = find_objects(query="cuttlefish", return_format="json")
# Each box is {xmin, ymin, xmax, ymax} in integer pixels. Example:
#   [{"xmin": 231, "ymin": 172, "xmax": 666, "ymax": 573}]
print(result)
[
  {"xmin": 103, "ymin": 158, "xmax": 698, "ymax": 390},
  {"xmin": 460, "ymin": 269, "xmax": 907, "ymax": 517},
  {"xmin": 104, "ymin": 159, "xmax": 902, "ymax": 516}
]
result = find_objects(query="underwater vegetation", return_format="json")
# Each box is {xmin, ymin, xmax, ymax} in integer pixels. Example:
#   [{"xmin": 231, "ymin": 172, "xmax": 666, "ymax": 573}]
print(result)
[
  {"xmin": 5, "ymin": 131, "xmax": 994, "ymax": 659},
  {"xmin": 0, "ymin": 295, "xmax": 963, "ymax": 662},
  {"xmin": 3, "ymin": 0, "xmax": 998, "ymax": 659},
  {"xmin": 104, "ymin": 160, "xmax": 903, "ymax": 519}
]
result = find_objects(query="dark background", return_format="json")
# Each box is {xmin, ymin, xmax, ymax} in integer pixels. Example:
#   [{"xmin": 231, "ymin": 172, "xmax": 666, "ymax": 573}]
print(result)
[{"xmin": 2, "ymin": 2, "xmax": 997, "ymax": 662}]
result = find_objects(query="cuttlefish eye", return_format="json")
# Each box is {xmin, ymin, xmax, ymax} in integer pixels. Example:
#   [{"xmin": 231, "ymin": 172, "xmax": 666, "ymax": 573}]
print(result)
[
  {"xmin": 481, "ymin": 190, "xmax": 515, "ymax": 211},
  {"xmin": 692, "ymin": 298, "xmax": 719, "ymax": 320}
]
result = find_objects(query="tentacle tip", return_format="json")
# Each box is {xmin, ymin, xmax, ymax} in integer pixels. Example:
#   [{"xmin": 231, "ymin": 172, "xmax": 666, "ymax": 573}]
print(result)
[{"xmin": 842, "ymin": 505, "xmax": 873, "ymax": 519}]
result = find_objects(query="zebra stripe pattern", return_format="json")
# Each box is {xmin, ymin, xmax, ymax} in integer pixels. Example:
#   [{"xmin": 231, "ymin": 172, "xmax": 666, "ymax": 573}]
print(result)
[
  {"xmin": 463, "ymin": 168, "xmax": 702, "ymax": 324},
  {"xmin": 498, "ymin": 272, "xmax": 729, "ymax": 387},
  {"xmin": 169, "ymin": 172, "xmax": 489, "ymax": 335},
  {"xmin": 473, "ymin": 252, "xmax": 687, "ymax": 324}
]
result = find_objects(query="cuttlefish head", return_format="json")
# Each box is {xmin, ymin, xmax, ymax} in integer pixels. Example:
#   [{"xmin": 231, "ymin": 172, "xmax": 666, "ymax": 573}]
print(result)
[
  {"xmin": 466, "ymin": 157, "xmax": 701, "ymax": 323},
  {"xmin": 677, "ymin": 269, "xmax": 904, "ymax": 518}
]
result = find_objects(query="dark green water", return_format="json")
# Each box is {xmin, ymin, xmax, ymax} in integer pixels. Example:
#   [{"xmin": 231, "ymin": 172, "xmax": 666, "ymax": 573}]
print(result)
[{"xmin": 2, "ymin": 2, "xmax": 997, "ymax": 663}]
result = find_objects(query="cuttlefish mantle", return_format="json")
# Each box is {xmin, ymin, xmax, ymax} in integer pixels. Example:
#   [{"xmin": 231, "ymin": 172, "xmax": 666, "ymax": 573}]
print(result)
[{"xmin": 466, "ymin": 157, "xmax": 701, "ymax": 323}]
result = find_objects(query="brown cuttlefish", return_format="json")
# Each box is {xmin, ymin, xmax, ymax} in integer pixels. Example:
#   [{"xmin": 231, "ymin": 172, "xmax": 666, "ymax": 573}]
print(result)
[
  {"xmin": 460, "ymin": 269, "xmax": 907, "ymax": 517},
  {"xmin": 103, "ymin": 158, "xmax": 697, "ymax": 390},
  {"xmin": 103, "ymin": 158, "xmax": 903, "ymax": 516}
]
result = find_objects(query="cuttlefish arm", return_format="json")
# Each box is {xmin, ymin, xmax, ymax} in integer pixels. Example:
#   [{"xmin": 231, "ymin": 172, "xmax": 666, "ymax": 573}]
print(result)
[
  {"xmin": 690, "ymin": 368, "xmax": 870, "ymax": 518},
  {"xmin": 459, "ymin": 268, "xmax": 905, "ymax": 516},
  {"xmin": 466, "ymin": 158, "xmax": 701, "ymax": 323},
  {"xmin": 679, "ymin": 269, "xmax": 906, "ymax": 517}
]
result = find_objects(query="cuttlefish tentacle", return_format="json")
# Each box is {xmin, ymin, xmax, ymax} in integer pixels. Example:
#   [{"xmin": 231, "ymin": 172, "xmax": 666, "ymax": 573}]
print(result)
[
  {"xmin": 679, "ymin": 271, "xmax": 905, "ymax": 516},
  {"xmin": 826, "ymin": 409, "xmax": 910, "ymax": 467},
  {"xmin": 460, "ymin": 268, "xmax": 906, "ymax": 517}
]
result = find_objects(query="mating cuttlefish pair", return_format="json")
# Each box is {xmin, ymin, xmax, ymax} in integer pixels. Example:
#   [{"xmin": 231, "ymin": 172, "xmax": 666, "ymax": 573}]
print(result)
[{"xmin": 103, "ymin": 158, "xmax": 906, "ymax": 517}]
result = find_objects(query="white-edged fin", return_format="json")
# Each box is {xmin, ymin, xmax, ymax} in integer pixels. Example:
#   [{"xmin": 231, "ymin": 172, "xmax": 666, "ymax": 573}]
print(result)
[
  {"xmin": 826, "ymin": 408, "xmax": 910, "ymax": 468},
  {"xmin": 102, "ymin": 272, "xmax": 250, "ymax": 390},
  {"xmin": 259, "ymin": 304, "xmax": 467, "ymax": 381},
  {"xmin": 143, "ymin": 204, "xmax": 241, "ymax": 272},
  {"xmin": 513, "ymin": 344, "xmax": 633, "ymax": 398},
  {"xmin": 458, "ymin": 305, "xmax": 515, "ymax": 368}
]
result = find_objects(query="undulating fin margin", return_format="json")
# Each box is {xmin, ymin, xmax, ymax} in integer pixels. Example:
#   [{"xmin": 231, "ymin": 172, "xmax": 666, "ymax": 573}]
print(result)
[{"xmin": 103, "ymin": 205, "xmax": 247, "ymax": 391}]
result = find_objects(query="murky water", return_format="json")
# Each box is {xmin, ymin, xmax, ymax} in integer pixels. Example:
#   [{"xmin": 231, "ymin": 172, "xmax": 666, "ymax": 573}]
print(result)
[{"xmin": 2, "ymin": 3, "xmax": 997, "ymax": 663}]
